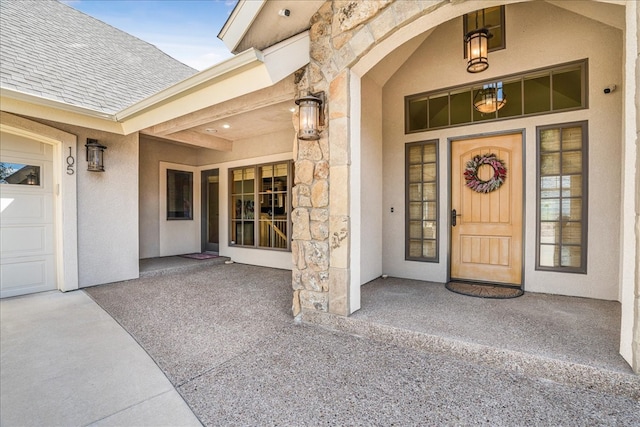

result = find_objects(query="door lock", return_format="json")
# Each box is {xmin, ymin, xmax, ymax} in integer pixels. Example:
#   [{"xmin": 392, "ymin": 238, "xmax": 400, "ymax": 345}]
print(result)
[{"xmin": 451, "ymin": 209, "xmax": 462, "ymax": 226}]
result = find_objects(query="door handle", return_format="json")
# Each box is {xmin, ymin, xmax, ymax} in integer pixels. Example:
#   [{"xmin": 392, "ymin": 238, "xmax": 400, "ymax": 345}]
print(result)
[{"xmin": 452, "ymin": 209, "xmax": 461, "ymax": 227}]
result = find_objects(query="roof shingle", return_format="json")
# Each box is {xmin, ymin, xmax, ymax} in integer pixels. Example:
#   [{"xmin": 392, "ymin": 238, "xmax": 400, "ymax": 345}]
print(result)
[{"xmin": 0, "ymin": 0, "xmax": 197, "ymax": 114}]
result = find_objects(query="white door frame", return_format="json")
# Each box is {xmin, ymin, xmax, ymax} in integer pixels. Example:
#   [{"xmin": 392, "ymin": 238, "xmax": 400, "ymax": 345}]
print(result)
[{"xmin": 0, "ymin": 112, "xmax": 78, "ymax": 293}]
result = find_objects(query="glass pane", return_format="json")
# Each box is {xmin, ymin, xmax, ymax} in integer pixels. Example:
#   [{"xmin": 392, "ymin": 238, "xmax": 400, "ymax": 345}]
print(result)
[
  {"xmin": 409, "ymin": 165, "xmax": 422, "ymax": 183},
  {"xmin": 423, "ymin": 183, "xmax": 437, "ymax": 201},
  {"xmin": 231, "ymin": 220, "xmax": 240, "ymax": 244},
  {"xmin": 409, "ymin": 202, "xmax": 422, "ymax": 220},
  {"xmin": 562, "ymin": 127, "xmax": 582, "ymax": 151},
  {"xmin": 274, "ymin": 163, "xmax": 288, "ymax": 192},
  {"xmin": 539, "ymin": 244, "xmax": 560, "ymax": 267},
  {"xmin": 450, "ymin": 90, "xmax": 471, "ymax": 125},
  {"xmin": 408, "ymin": 146, "xmax": 422, "ymax": 164},
  {"xmin": 423, "ymin": 144, "xmax": 437, "ymax": 163},
  {"xmin": 540, "ymin": 176, "xmax": 560, "ymax": 199},
  {"xmin": 540, "ymin": 153, "xmax": 560, "ymax": 175},
  {"xmin": 0, "ymin": 163, "xmax": 40, "ymax": 185},
  {"xmin": 497, "ymin": 80, "xmax": 522, "ymax": 118},
  {"xmin": 232, "ymin": 196, "xmax": 244, "ymax": 219},
  {"xmin": 562, "ymin": 199, "xmax": 582, "ymax": 221},
  {"xmin": 472, "ymin": 86, "xmax": 497, "ymax": 122},
  {"xmin": 423, "ymin": 221, "xmax": 437, "ymax": 239},
  {"xmin": 409, "ymin": 221, "xmax": 422, "ymax": 239},
  {"xmin": 243, "ymin": 167, "xmax": 255, "ymax": 193},
  {"xmin": 561, "ymin": 246, "xmax": 582, "ymax": 268},
  {"xmin": 409, "ymin": 184, "xmax": 422, "ymax": 201},
  {"xmin": 409, "ymin": 240, "xmax": 422, "ymax": 258},
  {"xmin": 240, "ymin": 222, "xmax": 255, "ymax": 246},
  {"xmin": 167, "ymin": 169, "xmax": 193, "ymax": 220},
  {"xmin": 243, "ymin": 196, "xmax": 255, "ymax": 219},
  {"xmin": 562, "ymin": 151, "xmax": 582, "ymax": 174},
  {"xmin": 408, "ymin": 99, "xmax": 427, "ymax": 131},
  {"xmin": 422, "ymin": 240, "xmax": 436, "ymax": 258},
  {"xmin": 429, "ymin": 94, "xmax": 449, "ymax": 128},
  {"xmin": 540, "ymin": 199, "xmax": 560, "ymax": 221},
  {"xmin": 562, "ymin": 222, "xmax": 582, "ymax": 245},
  {"xmin": 540, "ymin": 222, "xmax": 560, "ymax": 244},
  {"xmin": 540, "ymin": 129, "xmax": 561, "ymax": 152},
  {"xmin": 553, "ymin": 68, "xmax": 582, "ymax": 110},
  {"xmin": 561, "ymin": 175, "xmax": 582, "ymax": 197},
  {"xmin": 422, "ymin": 163, "xmax": 436, "ymax": 182},
  {"xmin": 524, "ymin": 75, "xmax": 551, "ymax": 114},
  {"xmin": 232, "ymin": 169, "xmax": 244, "ymax": 193},
  {"xmin": 261, "ymin": 165, "xmax": 273, "ymax": 192},
  {"xmin": 423, "ymin": 202, "xmax": 436, "ymax": 221}
]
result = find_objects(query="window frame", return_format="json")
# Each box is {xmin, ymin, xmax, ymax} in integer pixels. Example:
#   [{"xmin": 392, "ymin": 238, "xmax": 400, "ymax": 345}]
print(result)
[
  {"xmin": 229, "ymin": 160, "xmax": 293, "ymax": 251},
  {"xmin": 535, "ymin": 121, "xmax": 588, "ymax": 274},
  {"xmin": 405, "ymin": 59, "xmax": 588, "ymax": 133},
  {"xmin": 463, "ymin": 5, "xmax": 506, "ymax": 57},
  {"xmin": 405, "ymin": 140, "xmax": 439, "ymax": 263}
]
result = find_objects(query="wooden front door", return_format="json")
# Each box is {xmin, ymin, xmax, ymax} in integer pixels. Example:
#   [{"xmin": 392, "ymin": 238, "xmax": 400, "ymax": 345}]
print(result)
[{"xmin": 451, "ymin": 133, "xmax": 523, "ymax": 285}]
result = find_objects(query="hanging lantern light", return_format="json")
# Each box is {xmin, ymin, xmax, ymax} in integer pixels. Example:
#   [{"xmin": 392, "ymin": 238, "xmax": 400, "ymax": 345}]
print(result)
[
  {"xmin": 85, "ymin": 138, "xmax": 107, "ymax": 172},
  {"xmin": 473, "ymin": 82, "xmax": 507, "ymax": 114},
  {"xmin": 465, "ymin": 9, "xmax": 490, "ymax": 73},
  {"xmin": 26, "ymin": 170, "xmax": 38, "ymax": 185},
  {"xmin": 295, "ymin": 92, "xmax": 324, "ymax": 141}
]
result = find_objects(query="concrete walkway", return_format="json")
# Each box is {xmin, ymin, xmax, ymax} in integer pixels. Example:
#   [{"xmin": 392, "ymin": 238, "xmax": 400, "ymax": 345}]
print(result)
[
  {"xmin": 0, "ymin": 290, "xmax": 201, "ymax": 426},
  {"xmin": 2, "ymin": 263, "xmax": 639, "ymax": 426}
]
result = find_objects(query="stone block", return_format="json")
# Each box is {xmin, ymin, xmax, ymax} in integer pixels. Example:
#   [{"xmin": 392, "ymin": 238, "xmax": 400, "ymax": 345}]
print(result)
[
  {"xmin": 304, "ymin": 241, "xmax": 330, "ymax": 271},
  {"xmin": 392, "ymin": 0, "xmax": 422, "ymax": 25},
  {"xmin": 301, "ymin": 270, "xmax": 322, "ymax": 292},
  {"xmin": 369, "ymin": 6, "xmax": 397, "ymax": 41},
  {"xmin": 292, "ymin": 290, "xmax": 301, "ymax": 317},
  {"xmin": 332, "ymin": 32, "xmax": 353, "ymax": 51},
  {"xmin": 329, "ymin": 165, "xmax": 349, "ymax": 216},
  {"xmin": 314, "ymin": 160, "xmax": 329, "ymax": 180},
  {"xmin": 299, "ymin": 289, "xmax": 328, "ymax": 312},
  {"xmin": 349, "ymin": 25, "xmax": 374, "ymax": 58},
  {"xmin": 310, "ymin": 208, "xmax": 329, "ymax": 222},
  {"xmin": 292, "ymin": 268, "xmax": 304, "ymax": 290},
  {"xmin": 292, "ymin": 208, "xmax": 311, "ymax": 240},
  {"xmin": 310, "ymin": 35, "xmax": 332, "ymax": 63},
  {"xmin": 310, "ymin": 220, "xmax": 329, "ymax": 240},
  {"xmin": 295, "ymin": 159, "xmax": 314, "ymax": 185},
  {"xmin": 333, "ymin": 0, "xmax": 391, "ymax": 34},
  {"xmin": 329, "ymin": 267, "xmax": 350, "ymax": 316},
  {"xmin": 329, "ymin": 117, "xmax": 350, "ymax": 166},
  {"xmin": 334, "ymin": 43, "xmax": 356, "ymax": 72},
  {"xmin": 330, "ymin": 215, "xmax": 350, "ymax": 269},
  {"xmin": 298, "ymin": 140, "xmax": 324, "ymax": 161},
  {"xmin": 318, "ymin": 135, "xmax": 330, "ymax": 161},
  {"xmin": 329, "ymin": 71, "xmax": 349, "ymax": 120},
  {"xmin": 311, "ymin": 180, "xmax": 329, "ymax": 207}
]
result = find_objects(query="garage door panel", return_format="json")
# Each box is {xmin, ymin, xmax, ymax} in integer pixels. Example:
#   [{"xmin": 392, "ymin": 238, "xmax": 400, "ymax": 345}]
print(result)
[
  {"xmin": 0, "ymin": 192, "xmax": 53, "ymax": 224},
  {"xmin": 0, "ymin": 256, "xmax": 55, "ymax": 298},
  {"xmin": 1, "ymin": 225, "xmax": 54, "ymax": 256},
  {"xmin": 0, "ymin": 133, "xmax": 52, "ymax": 159}
]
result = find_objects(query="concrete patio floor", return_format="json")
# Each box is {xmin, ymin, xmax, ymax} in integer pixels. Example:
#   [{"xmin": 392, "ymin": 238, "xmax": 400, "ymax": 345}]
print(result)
[{"xmin": 2, "ymin": 261, "xmax": 639, "ymax": 425}]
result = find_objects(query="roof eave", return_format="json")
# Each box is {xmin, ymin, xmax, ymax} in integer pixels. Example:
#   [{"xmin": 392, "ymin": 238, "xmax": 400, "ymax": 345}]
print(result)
[{"xmin": 217, "ymin": 0, "xmax": 266, "ymax": 54}]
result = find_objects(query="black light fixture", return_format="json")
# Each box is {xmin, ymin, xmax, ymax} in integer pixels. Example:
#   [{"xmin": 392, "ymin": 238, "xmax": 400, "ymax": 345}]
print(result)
[
  {"xmin": 295, "ymin": 92, "xmax": 324, "ymax": 140},
  {"xmin": 465, "ymin": 9, "xmax": 490, "ymax": 73},
  {"xmin": 473, "ymin": 82, "xmax": 507, "ymax": 114},
  {"xmin": 26, "ymin": 170, "xmax": 38, "ymax": 185},
  {"xmin": 85, "ymin": 138, "xmax": 106, "ymax": 172}
]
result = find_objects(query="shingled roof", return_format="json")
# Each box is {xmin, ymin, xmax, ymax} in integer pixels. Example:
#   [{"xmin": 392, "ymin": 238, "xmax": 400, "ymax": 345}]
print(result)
[{"xmin": 0, "ymin": 0, "xmax": 197, "ymax": 114}]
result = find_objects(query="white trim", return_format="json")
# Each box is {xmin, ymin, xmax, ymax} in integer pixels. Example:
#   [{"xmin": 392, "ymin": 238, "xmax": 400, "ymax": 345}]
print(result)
[
  {"xmin": 0, "ymin": 88, "xmax": 115, "ymax": 120},
  {"xmin": 0, "ymin": 112, "xmax": 79, "ymax": 293},
  {"xmin": 217, "ymin": 0, "xmax": 266, "ymax": 53},
  {"xmin": 349, "ymin": 71, "xmax": 362, "ymax": 314}
]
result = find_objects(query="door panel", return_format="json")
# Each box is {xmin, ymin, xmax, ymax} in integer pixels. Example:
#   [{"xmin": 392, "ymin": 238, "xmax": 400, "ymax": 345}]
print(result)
[
  {"xmin": 451, "ymin": 133, "xmax": 523, "ymax": 285},
  {"xmin": 201, "ymin": 169, "xmax": 219, "ymax": 252}
]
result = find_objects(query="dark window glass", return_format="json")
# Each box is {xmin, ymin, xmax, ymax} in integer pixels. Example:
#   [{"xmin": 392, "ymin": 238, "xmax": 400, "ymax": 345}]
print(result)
[
  {"xmin": 428, "ymin": 94, "xmax": 449, "ymax": 128},
  {"xmin": 450, "ymin": 90, "xmax": 472, "ymax": 125},
  {"xmin": 524, "ymin": 75, "xmax": 551, "ymax": 114},
  {"xmin": 552, "ymin": 68, "xmax": 582, "ymax": 110},
  {"xmin": 167, "ymin": 170, "xmax": 193, "ymax": 220},
  {"xmin": 408, "ymin": 98, "xmax": 427, "ymax": 132},
  {"xmin": 0, "ymin": 163, "xmax": 40, "ymax": 186},
  {"xmin": 497, "ymin": 80, "xmax": 522, "ymax": 118}
]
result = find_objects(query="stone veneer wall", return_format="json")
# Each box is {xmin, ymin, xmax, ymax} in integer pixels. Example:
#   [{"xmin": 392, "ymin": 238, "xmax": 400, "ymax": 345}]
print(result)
[{"xmin": 291, "ymin": 0, "xmax": 455, "ymax": 317}]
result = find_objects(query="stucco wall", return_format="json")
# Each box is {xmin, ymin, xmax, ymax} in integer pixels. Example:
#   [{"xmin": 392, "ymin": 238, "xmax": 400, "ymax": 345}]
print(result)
[
  {"xmin": 139, "ymin": 129, "xmax": 294, "ymax": 268},
  {"xmin": 380, "ymin": 1, "xmax": 623, "ymax": 299},
  {"xmin": 34, "ymin": 119, "xmax": 139, "ymax": 287}
]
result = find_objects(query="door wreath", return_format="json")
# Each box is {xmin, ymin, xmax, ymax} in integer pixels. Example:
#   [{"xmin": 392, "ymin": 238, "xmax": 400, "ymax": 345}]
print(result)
[{"xmin": 464, "ymin": 153, "xmax": 507, "ymax": 193}]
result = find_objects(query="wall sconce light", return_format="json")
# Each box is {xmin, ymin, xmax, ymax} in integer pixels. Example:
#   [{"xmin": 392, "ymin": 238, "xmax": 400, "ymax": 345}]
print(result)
[
  {"xmin": 26, "ymin": 170, "xmax": 38, "ymax": 185},
  {"xmin": 473, "ymin": 82, "xmax": 507, "ymax": 114},
  {"xmin": 85, "ymin": 138, "xmax": 106, "ymax": 172},
  {"xmin": 295, "ymin": 92, "xmax": 325, "ymax": 140},
  {"xmin": 465, "ymin": 9, "xmax": 489, "ymax": 73}
]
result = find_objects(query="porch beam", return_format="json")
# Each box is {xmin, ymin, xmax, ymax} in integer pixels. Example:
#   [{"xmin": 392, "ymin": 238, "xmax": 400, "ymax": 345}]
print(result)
[
  {"xmin": 141, "ymin": 130, "xmax": 233, "ymax": 151},
  {"xmin": 148, "ymin": 76, "xmax": 297, "ymax": 137}
]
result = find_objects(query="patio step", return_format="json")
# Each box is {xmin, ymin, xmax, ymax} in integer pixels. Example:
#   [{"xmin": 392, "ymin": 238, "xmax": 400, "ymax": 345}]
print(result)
[
  {"xmin": 140, "ymin": 256, "xmax": 230, "ymax": 278},
  {"xmin": 302, "ymin": 310, "xmax": 640, "ymax": 401}
]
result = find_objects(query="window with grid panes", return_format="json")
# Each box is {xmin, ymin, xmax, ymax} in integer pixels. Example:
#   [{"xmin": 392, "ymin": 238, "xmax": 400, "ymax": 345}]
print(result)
[
  {"xmin": 230, "ymin": 161, "xmax": 292, "ymax": 250},
  {"xmin": 536, "ymin": 122, "xmax": 587, "ymax": 273},
  {"xmin": 406, "ymin": 141, "xmax": 438, "ymax": 262}
]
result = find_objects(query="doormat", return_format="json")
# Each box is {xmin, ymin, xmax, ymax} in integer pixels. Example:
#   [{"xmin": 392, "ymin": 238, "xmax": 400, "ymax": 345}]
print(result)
[
  {"xmin": 445, "ymin": 281, "xmax": 524, "ymax": 299},
  {"xmin": 179, "ymin": 253, "xmax": 219, "ymax": 260}
]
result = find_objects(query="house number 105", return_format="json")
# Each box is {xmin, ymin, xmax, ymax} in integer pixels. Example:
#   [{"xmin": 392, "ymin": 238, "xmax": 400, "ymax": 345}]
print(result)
[{"xmin": 66, "ymin": 147, "xmax": 75, "ymax": 175}]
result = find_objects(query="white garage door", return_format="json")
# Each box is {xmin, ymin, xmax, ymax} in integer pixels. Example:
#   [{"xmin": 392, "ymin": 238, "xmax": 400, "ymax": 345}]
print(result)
[{"xmin": 1, "ymin": 132, "xmax": 56, "ymax": 298}]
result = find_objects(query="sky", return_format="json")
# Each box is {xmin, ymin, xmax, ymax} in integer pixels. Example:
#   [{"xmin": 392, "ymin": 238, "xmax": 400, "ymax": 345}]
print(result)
[{"xmin": 62, "ymin": 0, "xmax": 237, "ymax": 71}]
